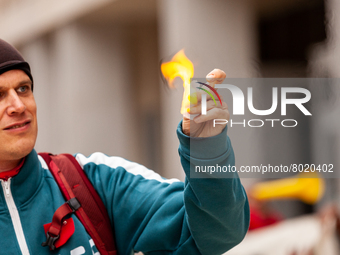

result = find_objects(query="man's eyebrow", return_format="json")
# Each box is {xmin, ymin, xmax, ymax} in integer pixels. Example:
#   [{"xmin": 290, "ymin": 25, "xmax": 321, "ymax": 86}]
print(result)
[
  {"xmin": 18, "ymin": 79, "xmax": 32, "ymax": 86},
  {"xmin": 15, "ymin": 79, "xmax": 33, "ymax": 89}
]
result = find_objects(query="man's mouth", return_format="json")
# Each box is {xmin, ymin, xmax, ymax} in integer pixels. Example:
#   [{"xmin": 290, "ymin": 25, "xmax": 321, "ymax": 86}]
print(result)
[{"xmin": 4, "ymin": 121, "xmax": 31, "ymax": 130}]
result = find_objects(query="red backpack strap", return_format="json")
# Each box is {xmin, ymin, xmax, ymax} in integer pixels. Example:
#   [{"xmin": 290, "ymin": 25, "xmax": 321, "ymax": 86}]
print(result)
[{"xmin": 39, "ymin": 153, "xmax": 117, "ymax": 255}]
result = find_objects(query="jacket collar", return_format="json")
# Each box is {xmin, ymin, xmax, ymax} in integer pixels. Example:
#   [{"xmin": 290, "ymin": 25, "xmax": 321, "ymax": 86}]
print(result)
[{"xmin": 8, "ymin": 149, "xmax": 44, "ymax": 207}]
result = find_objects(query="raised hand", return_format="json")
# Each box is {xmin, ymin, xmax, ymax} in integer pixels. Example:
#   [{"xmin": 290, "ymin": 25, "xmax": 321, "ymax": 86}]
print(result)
[{"xmin": 182, "ymin": 69, "xmax": 229, "ymax": 137}]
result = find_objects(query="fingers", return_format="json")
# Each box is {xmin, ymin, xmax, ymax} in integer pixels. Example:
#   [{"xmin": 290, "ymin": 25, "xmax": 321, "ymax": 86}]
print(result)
[
  {"xmin": 187, "ymin": 79, "xmax": 226, "ymax": 118},
  {"xmin": 185, "ymin": 69, "xmax": 227, "ymax": 122},
  {"xmin": 194, "ymin": 104, "xmax": 229, "ymax": 124},
  {"xmin": 188, "ymin": 99, "xmax": 226, "ymax": 115},
  {"xmin": 206, "ymin": 69, "xmax": 226, "ymax": 87},
  {"xmin": 188, "ymin": 68, "xmax": 226, "ymax": 104},
  {"xmin": 188, "ymin": 95, "xmax": 229, "ymax": 124}
]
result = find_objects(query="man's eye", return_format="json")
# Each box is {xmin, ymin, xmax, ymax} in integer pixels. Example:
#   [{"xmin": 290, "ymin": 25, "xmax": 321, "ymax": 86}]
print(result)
[{"xmin": 17, "ymin": 86, "xmax": 28, "ymax": 93}]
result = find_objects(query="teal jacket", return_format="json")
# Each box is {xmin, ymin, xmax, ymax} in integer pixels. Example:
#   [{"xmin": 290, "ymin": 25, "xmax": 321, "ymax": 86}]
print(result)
[{"xmin": 0, "ymin": 123, "xmax": 249, "ymax": 255}]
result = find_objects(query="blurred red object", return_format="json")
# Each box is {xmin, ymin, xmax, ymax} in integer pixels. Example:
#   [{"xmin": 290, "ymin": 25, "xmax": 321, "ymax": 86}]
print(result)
[{"xmin": 249, "ymin": 198, "xmax": 283, "ymax": 230}]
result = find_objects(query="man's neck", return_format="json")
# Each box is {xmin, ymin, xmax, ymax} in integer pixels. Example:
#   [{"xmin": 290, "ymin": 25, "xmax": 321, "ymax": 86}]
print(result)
[{"xmin": 0, "ymin": 159, "xmax": 21, "ymax": 173}]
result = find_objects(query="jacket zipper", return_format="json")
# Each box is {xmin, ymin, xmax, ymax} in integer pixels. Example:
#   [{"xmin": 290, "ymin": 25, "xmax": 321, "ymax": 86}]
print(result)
[{"xmin": 1, "ymin": 178, "xmax": 30, "ymax": 255}]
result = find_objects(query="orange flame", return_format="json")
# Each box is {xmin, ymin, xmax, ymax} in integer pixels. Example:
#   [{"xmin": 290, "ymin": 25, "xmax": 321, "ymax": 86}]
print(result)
[{"xmin": 161, "ymin": 50, "xmax": 194, "ymax": 114}]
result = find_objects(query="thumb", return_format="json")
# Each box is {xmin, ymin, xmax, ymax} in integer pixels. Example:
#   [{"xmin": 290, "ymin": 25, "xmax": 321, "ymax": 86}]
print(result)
[{"xmin": 206, "ymin": 69, "xmax": 226, "ymax": 88}]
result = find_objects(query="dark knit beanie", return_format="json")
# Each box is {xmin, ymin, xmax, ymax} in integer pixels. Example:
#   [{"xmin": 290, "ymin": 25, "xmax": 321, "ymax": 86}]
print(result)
[{"xmin": 0, "ymin": 39, "xmax": 33, "ymax": 90}]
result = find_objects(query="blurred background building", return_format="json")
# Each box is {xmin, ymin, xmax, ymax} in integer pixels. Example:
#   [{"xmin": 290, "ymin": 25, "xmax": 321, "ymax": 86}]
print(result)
[{"xmin": 1, "ymin": 0, "xmax": 340, "ymax": 254}]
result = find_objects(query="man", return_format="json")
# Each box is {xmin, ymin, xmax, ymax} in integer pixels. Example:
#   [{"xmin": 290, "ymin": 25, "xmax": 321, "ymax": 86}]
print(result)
[{"xmin": 0, "ymin": 38, "xmax": 249, "ymax": 255}]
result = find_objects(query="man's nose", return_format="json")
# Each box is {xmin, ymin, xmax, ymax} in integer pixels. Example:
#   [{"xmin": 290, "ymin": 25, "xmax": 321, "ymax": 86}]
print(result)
[{"xmin": 6, "ymin": 90, "xmax": 26, "ymax": 115}]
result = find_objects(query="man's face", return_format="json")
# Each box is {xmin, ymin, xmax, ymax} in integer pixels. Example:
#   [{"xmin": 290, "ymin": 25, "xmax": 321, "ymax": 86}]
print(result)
[{"xmin": 0, "ymin": 70, "xmax": 37, "ymax": 164}]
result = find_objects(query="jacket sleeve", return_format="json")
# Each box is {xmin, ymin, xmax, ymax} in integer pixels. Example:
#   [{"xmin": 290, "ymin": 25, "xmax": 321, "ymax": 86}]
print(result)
[{"xmin": 77, "ymin": 121, "xmax": 249, "ymax": 255}]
